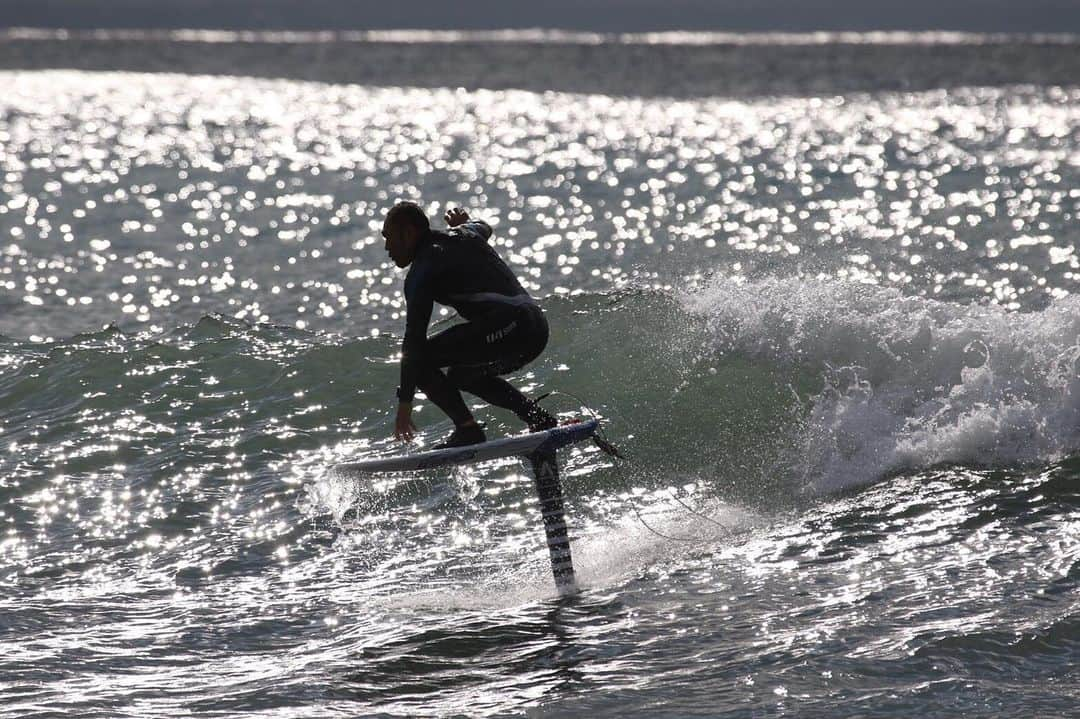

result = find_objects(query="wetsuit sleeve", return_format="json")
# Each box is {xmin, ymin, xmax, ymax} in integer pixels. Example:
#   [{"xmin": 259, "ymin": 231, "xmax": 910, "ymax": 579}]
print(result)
[
  {"xmin": 397, "ymin": 270, "xmax": 434, "ymax": 403},
  {"xmin": 459, "ymin": 220, "xmax": 493, "ymax": 242}
]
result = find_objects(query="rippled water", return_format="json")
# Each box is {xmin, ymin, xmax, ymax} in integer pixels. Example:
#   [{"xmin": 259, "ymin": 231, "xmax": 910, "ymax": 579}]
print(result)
[{"xmin": 1, "ymin": 38, "xmax": 1079, "ymax": 718}]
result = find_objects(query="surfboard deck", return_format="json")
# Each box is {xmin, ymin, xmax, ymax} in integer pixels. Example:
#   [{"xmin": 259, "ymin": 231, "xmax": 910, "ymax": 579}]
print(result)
[{"xmin": 335, "ymin": 418, "xmax": 599, "ymax": 474}]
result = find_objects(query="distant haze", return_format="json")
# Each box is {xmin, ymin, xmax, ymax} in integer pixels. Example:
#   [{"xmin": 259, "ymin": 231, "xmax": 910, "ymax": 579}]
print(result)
[{"xmin": 2, "ymin": 0, "xmax": 1079, "ymax": 33}]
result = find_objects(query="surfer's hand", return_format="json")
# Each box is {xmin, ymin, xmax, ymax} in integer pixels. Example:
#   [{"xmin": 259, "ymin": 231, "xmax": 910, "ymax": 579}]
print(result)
[
  {"xmin": 395, "ymin": 399, "xmax": 414, "ymax": 440},
  {"xmin": 444, "ymin": 207, "xmax": 469, "ymax": 227},
  {"xmin": 394, "ymin": 402, "xmax": 416, "ymax": 441}
]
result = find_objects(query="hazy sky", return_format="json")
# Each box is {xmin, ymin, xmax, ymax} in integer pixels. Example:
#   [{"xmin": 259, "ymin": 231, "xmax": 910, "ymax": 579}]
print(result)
[{"xmin": 2, "ymin": 0, "xmax": 1079, "ymax": 33}]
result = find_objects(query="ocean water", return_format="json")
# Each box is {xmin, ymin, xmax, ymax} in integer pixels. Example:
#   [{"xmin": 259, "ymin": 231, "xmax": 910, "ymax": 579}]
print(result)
[{"xmin": 1, "ymin": 34, "xmax": 1079, "ymax": 718}]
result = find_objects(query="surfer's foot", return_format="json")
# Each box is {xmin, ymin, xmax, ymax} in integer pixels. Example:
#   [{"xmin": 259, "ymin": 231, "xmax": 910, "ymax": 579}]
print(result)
[
  {"xmin": 434, "ymin": 422, "xmax": 487, "ymax": 449},
  {"xmin": 523, "ymin": 402, "xmax": 557, "ymax": 433}
]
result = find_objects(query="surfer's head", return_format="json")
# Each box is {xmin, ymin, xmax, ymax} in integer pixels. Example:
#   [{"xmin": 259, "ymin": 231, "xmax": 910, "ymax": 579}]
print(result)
[{"xmin": 382, "ymin": 201, "xmax": 430, "ymax": 268}]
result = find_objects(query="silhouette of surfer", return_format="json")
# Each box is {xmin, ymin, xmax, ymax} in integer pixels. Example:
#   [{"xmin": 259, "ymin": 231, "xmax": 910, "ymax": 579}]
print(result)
[{"xmin": 382, "ymin": 201, "xmax": 556, "ymax": 448}]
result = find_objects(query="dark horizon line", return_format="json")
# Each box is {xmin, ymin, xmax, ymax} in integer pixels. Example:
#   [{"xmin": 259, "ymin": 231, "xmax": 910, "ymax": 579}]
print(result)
[{"xmin": 2, "ymin": 0, "xmax": 1079, "ymax": 34}]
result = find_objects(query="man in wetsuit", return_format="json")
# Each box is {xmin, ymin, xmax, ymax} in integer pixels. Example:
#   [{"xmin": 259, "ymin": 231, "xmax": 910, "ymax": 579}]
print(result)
[{"xmin": 382, "ymin": 200, "xmax": 557, "ymax": 448}]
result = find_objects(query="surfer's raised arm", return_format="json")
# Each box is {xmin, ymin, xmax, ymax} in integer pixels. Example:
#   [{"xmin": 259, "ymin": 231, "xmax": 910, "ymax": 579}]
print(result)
[
  {"xmin": 380, "ymin": 200, "xmax": 556, "ymax": 448},
  {"xmin": 444, "ymin": 206, "xmax": 493, "ymax": 241}
]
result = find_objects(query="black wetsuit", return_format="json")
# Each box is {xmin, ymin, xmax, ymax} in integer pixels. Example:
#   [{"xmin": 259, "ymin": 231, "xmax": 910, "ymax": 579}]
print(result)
[{"xmin": 396, "ymin": 220, "xmax": 548, "ymax": 426}]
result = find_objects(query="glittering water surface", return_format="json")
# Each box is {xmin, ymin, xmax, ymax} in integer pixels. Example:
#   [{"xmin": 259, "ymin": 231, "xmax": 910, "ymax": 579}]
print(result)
[
  {"xmin": 1, "ymin": 46, "xmax": 1079, "ymax": 718},
  {"xmin": 2, "ymin": 72, "xmax": 1078, "ymax": 341}
]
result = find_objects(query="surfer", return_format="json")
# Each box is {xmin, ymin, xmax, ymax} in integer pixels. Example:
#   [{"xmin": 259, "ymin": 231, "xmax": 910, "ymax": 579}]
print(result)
[{"xmin": 382, "ymin": 201, "xmax": 557, "ymax": 448}]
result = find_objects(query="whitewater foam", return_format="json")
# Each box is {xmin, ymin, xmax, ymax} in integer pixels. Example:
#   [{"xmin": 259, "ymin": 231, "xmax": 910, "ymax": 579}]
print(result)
[{"xmin": 683, "ymin": 278, "xmax": 1080, "ymax": 492}]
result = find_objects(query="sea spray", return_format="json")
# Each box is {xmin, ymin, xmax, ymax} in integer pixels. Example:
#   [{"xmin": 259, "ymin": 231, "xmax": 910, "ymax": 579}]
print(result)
[{"xmin": 683, "ymin": 276, "xmax": 1080, "ymax": 491}]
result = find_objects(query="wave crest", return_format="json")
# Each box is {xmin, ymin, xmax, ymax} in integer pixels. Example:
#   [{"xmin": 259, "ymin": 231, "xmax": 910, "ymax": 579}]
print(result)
[{"xmin": 683, "ymin": 278, "xmax": 1080, "ymax": 492}]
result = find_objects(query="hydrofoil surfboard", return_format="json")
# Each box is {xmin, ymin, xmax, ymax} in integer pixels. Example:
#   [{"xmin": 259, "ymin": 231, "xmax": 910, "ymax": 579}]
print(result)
[{"xmin": 335, "ymin": 418, "xmax": 601, "ymax": 475}]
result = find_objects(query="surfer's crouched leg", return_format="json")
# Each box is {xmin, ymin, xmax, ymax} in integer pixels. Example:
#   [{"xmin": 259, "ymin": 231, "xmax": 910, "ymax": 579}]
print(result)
[
  {"xmin": 452, "ymin": 373, "xmax": 556, "ymax": 431},
  {"xmin": 414, "ymin": 365, "xmax": 475, "ymax": 427},
  {"xmin": 426, "ymin": 303, "xmax": 556, "ymax": 431},
  {"xmin": 414, "ymin": 366, "xmax": 487, "ymax": 448}
]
